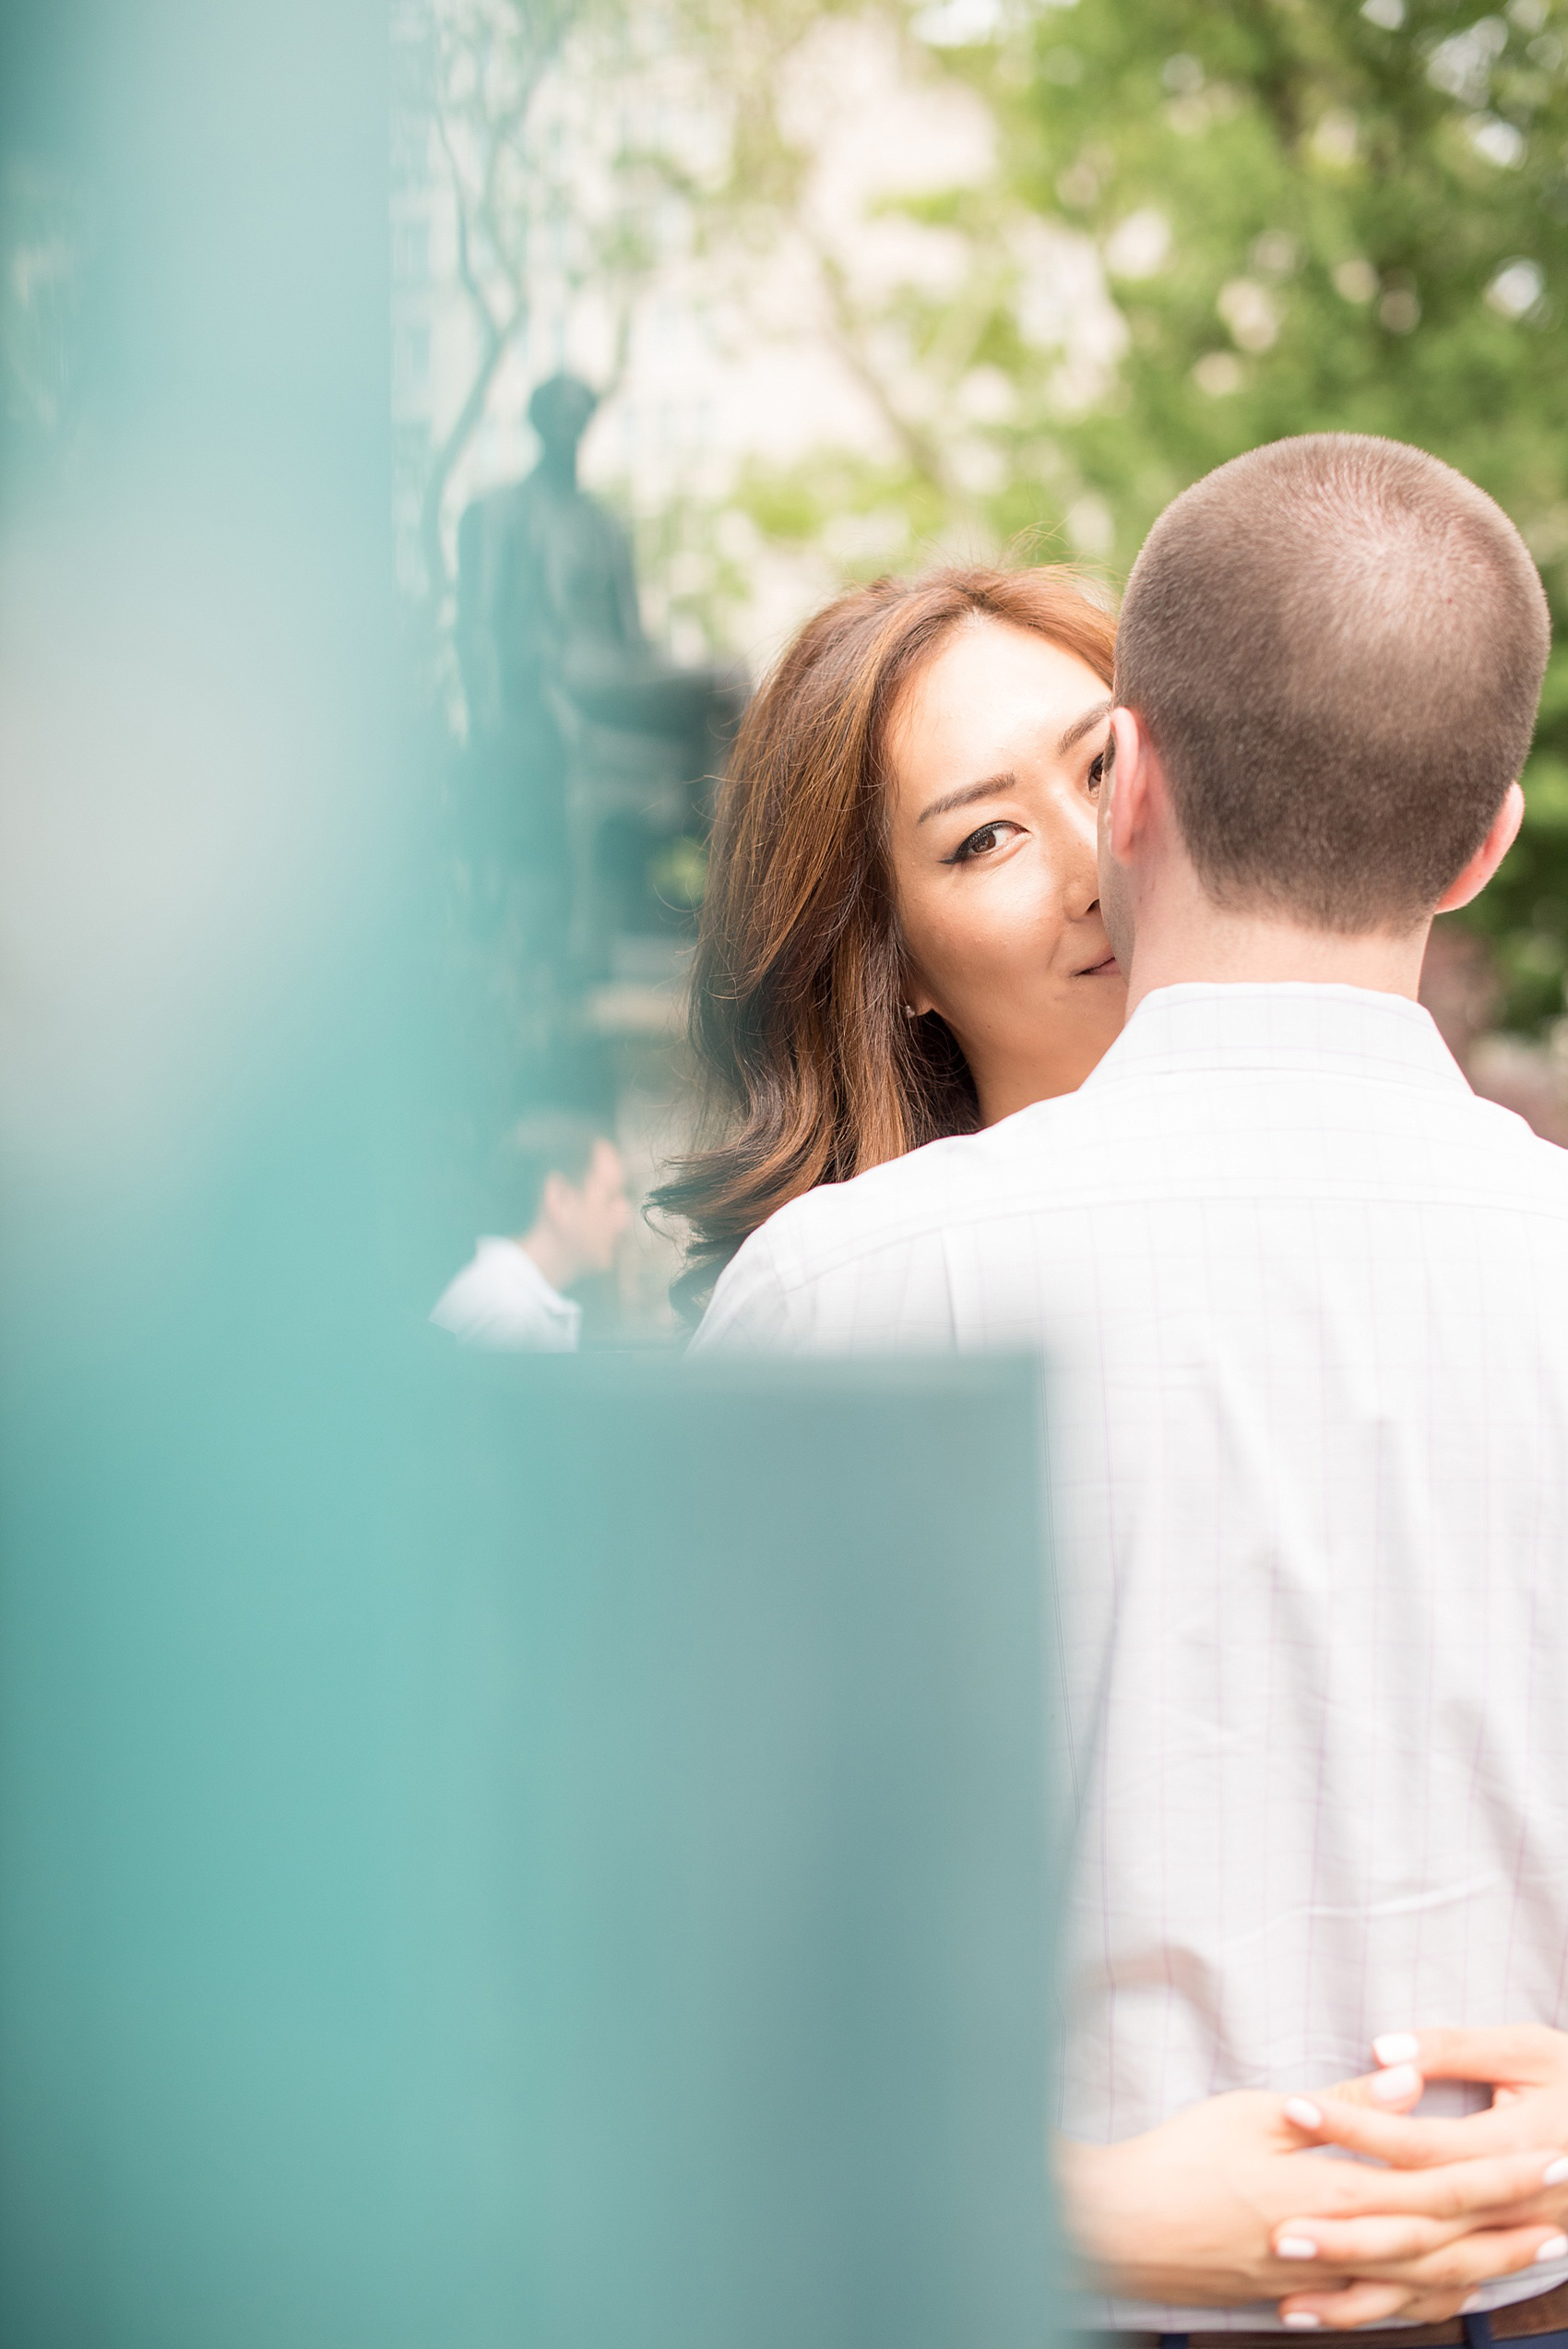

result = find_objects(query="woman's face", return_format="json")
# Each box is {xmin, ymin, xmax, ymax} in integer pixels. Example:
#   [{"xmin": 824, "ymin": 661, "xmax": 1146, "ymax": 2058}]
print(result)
[{"xmin": 884, "ymin": 614, "xmax": 1127, "ymax": 1126}]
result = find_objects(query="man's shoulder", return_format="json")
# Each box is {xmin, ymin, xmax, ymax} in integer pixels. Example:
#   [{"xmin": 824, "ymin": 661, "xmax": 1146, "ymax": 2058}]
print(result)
[
  {"xmin": 430, "ymin": 1246, "xmax": 494, "ymax": 1328},
  {"xmin": 1468, "ymin": 1092, "xmax": 1568, "ymax": 1174},
  {"xmin": 1423, "ymin": 1090, "xmax": 1568, "ymax": 1223},
  {"xmin": 758, "ymin": 1103, "xmax": 1086, "ymax": 1276},
  {"xmin": 432, "ymin": 1240, "xmax": 552, "ymax": 1337},
  {"xmin": 695, "ymin": 1099, "xmax": 1094, "ymax": 1348}
]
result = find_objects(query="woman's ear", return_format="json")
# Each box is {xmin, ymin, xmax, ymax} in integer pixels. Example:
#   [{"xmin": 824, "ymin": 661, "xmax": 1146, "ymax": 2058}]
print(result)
[{"xmin": 899, "ymin": 966, "xmax": 937, "ymax": 1019}]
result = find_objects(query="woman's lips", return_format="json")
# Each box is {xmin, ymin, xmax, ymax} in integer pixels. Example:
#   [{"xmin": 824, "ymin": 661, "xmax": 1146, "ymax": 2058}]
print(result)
[{"xmin": 1077, "ymin": 953, "xmax": 1121, "ymax": 977}]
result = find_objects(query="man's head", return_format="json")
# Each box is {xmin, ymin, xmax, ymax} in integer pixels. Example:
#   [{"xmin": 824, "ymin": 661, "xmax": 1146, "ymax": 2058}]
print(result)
[
  {"xmin": 528, "ymin": 373, "xmax": 599, "ymax": 463},
  {"xmin": 1103, "ymin": 435, "xmax": 1550, "ymax": 959},
  {"xmin": 502, "ymin": 1111, "xmax": 630, "ymax": 1289}
]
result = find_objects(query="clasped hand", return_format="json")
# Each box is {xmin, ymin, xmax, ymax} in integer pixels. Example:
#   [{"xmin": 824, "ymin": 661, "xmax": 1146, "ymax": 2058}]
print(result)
[{"xmin": 1059, "ymin": 2026, "xmax": 1568, "ymax": 2330}]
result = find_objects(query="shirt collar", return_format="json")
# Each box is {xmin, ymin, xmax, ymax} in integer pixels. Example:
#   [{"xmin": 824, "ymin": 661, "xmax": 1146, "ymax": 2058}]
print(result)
[
  {"xmin": 475, "ymin": 1236, "xmax": 580, "ymax": 1324},
  {"xmin": 1082, "ymin": 981, "xmax": 1470, "ymax": 1097}
]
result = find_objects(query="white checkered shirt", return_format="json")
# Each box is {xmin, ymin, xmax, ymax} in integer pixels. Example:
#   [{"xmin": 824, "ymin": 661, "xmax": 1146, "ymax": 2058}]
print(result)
[{"xmin": 695, "ymin": 984, "xmax": 1568, "ymax": 2330}]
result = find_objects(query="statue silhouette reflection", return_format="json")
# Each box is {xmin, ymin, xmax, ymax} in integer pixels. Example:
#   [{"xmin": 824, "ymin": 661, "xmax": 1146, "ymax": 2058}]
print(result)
[{"xmin": 455, "ymin": 372, "xmax": 745, "ymax": 984}]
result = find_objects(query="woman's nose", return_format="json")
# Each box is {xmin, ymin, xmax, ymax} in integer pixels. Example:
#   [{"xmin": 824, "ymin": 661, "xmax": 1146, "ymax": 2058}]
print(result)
[{"xmin": 1062, "ymin": 822, "xmax": 1103, "ymax": 923}]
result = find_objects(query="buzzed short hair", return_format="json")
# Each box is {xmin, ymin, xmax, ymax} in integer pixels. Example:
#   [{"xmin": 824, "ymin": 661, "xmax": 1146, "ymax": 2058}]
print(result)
[
  {"xmin": 497, "ymin": 1110, "xmax": 605, "ymax": 1232},
  {"xmin": 1115, "ymin": 435, "xmax": 1551, "ymax": 930}
]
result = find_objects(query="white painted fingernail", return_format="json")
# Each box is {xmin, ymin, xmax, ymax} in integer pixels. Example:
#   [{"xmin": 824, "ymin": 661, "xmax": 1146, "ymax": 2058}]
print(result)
[
  {"xmin": 1535, "ymin": 2235, "xmax": 1568, "ymax": 2263},
  {"xmin": 1543, "ymin": 2157, "xmax": 1568, "ymax": 2187},
  {"xmin": 1462, "ymin": 2296, "xmax": 1484, "ymax": 2316},
  {"xmin": 1371, "ymin": 2062, "xmax": 1421, "ymax": 2103},
  {"xmin": 1284, "ymin": 2314, "xmax": 1322, "ymax": 2329},
  {"xmin": 1277, "ymin": 2236, "xmax": 1320, "ymax": 2260},
  {"xmin": 1374, "ymin": 2033, "xmax": 1421, "ymax": 2066},
  {"xmin": 1285, "ymin": 2098, "xmax": 1324, "ymax": 2129}
]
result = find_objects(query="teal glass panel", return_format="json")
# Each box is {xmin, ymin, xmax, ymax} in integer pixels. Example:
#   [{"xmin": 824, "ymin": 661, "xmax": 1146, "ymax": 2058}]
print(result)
[
  {"xmin": 0, "ymin": 2, "xmax": 1060, "ymax": 2342},
  {"xmin": 420, "ymin": 1353, "xmax": 1055, "ymax": 2349}
]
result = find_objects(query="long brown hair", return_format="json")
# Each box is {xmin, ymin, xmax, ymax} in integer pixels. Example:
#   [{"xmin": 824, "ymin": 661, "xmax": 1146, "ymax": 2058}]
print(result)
[{"xmin": 653, "ymin": 565, "xmax": 1117, "ymax": 1313}]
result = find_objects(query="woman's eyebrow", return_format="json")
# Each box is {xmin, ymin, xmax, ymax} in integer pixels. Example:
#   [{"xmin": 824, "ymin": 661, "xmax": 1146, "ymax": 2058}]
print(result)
[
  {"xmin": 1058, "ymin": 698, "xmax": 1112, "ymax": 754},
  {"xmin": 917, "ymin": 771, "xmax": 1016, "ymax": 826}
]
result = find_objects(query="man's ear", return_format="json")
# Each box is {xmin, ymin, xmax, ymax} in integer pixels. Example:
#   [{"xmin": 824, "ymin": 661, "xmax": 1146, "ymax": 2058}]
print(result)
[
  {"xmin": 1436, "ymin": 781, "xmax": 1525, "ymax": 913},
  {"xmin": 539, "ymin": 1170, "xmax": 576, "ymax": 1230},
  {"xmin": 1104, "ymin": 708, "xmax": 1155, "ymax": 864}
]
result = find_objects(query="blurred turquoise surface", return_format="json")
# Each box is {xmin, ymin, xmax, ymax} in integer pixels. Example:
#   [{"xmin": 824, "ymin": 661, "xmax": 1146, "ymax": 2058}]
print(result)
[
  {"xmin": 0, "ymin": 4, "xmax": 1058, "ymax": 2341},
  {"xmin": 426, "ymin": 1353, "xmax": 1054, "ymax": 2349}
]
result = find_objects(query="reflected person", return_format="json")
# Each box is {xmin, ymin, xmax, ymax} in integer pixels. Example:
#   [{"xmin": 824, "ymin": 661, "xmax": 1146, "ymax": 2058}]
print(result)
[
  {"xmin": 432, "ymin": 1111, "xmax": 630, "ymax": 1352},
  {"xmin": 677, "ymin": 445, "xmax": 1568, "ymax": 2327}
]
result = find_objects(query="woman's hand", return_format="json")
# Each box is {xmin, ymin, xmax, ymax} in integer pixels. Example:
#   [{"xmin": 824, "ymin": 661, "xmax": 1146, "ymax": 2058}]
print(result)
[
  {"xmin": 1056, "ymin": 2064, "xmax": 1566, "ymax": 2312},
  {"xmin": 1272, "ymin": 2027, "xmax": 1568, "ymax": 2329}
]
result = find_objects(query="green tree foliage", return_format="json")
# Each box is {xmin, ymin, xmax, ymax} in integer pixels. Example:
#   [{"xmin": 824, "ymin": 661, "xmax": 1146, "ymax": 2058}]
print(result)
[
  {"xmin": 430, "ymin": 0, "xmax": 1568, "ymax": 1027},
  {"xmin": 985, "ymin": 0, "xmax": 1568, "ymax": 1024}
]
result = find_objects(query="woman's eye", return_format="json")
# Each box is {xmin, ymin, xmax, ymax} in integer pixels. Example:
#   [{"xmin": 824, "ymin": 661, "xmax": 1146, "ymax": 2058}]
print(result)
[
  {"xmin": 948, "ymin": 820, "xmax": 1019, "ymax": 864},
  {"xmin": 1087, "ymin": 749, "xmax": 1107, "ymax": 792}
]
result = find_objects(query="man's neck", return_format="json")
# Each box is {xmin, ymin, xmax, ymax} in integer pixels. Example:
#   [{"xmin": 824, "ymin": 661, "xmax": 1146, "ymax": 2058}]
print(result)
[
  {"xmin": 1123, "ymin": 888, "xmax": 1431, "ymax": 1019},
  {"xmin": 518, "ymin": 1227, "xmax": 577, "ymax": 1296}
]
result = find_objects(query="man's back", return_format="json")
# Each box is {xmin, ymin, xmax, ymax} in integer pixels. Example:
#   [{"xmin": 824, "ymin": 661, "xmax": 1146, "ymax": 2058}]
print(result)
[{"xmin": 698, "ymin": 984, "xmax": 1568, "ymax": 2315}]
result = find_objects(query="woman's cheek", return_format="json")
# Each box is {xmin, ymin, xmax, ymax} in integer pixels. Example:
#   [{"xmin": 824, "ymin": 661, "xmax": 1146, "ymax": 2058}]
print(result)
[
  {"xmin": 988, "ymin": 871, "xmax": 1063, "ymax": 967},
  {"xmin": 952, "ymin": 922, "xmax": 1045, "ymax": 1018}
]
